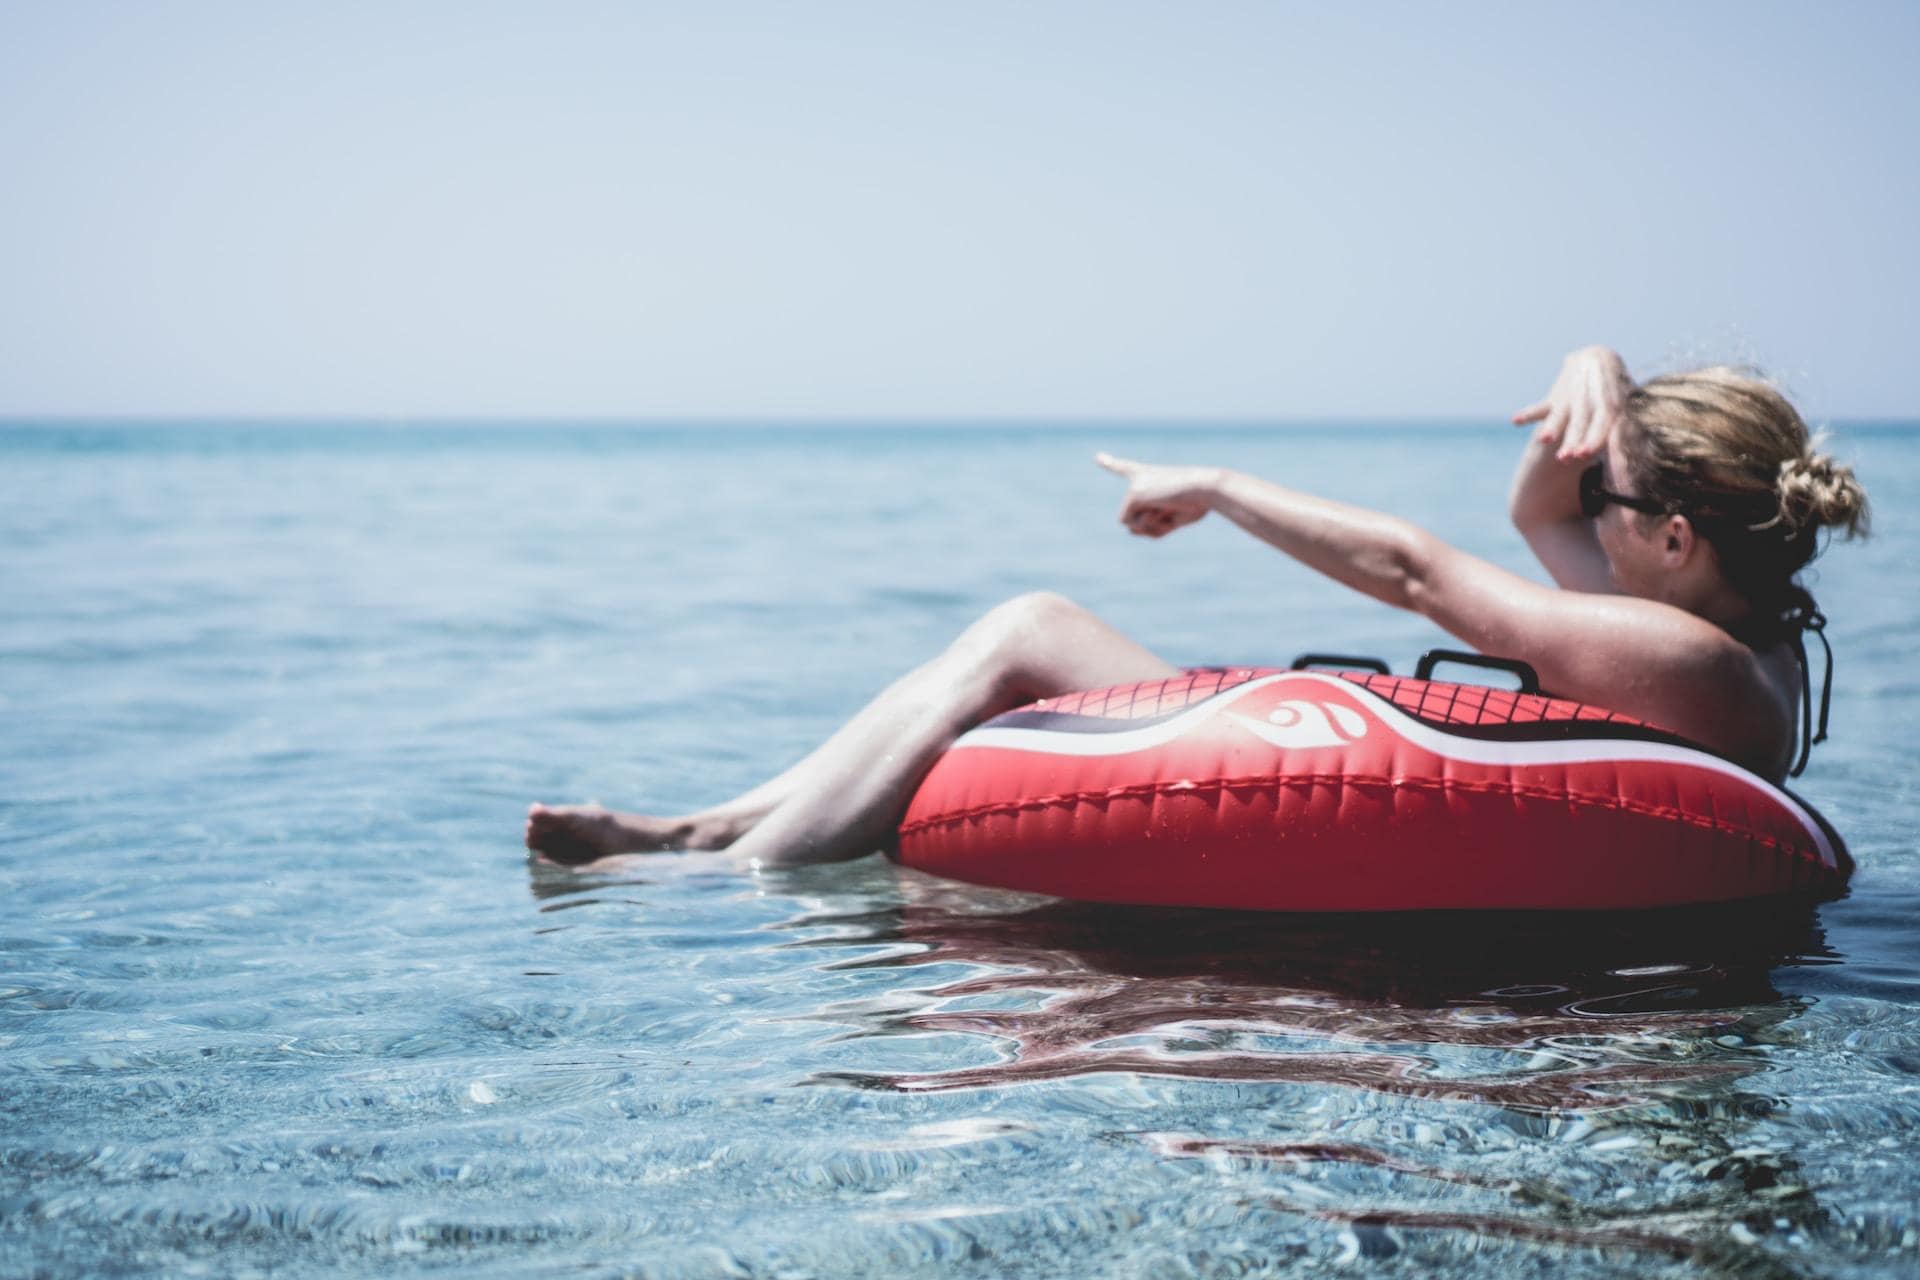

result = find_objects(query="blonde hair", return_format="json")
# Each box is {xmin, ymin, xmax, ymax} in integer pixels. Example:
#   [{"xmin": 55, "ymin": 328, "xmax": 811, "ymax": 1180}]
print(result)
[{"xmin": 1623, "ymin": 367, "xmax": 1870, "ymax": 616}]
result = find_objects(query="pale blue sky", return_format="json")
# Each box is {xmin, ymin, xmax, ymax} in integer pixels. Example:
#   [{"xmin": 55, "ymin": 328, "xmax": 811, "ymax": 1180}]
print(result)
[{"xmin": 2, "ymin": 1, "xmax": 1915, "ymax": 419}]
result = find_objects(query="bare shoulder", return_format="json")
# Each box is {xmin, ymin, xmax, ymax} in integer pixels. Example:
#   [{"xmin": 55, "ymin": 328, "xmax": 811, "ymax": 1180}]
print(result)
[
  {"xmin": 1522, "ymin": 595, "xmax": 1795, "ymax": 771},
  {"xmin": 1410, "ymin": 543, "xmax": 1794, "ymax": 769}
]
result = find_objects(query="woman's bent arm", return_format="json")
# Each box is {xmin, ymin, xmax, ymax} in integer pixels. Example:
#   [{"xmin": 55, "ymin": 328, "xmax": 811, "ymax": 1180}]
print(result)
[{"xmin": 1508, "ymin": 346, "xmax": 1631, "ymax": 593}]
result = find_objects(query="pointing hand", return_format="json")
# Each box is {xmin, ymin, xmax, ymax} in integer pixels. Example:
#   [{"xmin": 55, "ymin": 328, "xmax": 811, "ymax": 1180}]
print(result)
[{"xmin": 1095, "ymin": 452, "xmax": 1220, "ymax": 539}]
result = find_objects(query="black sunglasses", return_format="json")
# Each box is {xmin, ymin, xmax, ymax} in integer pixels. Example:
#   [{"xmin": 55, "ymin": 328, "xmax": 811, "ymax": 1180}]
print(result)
[{"xmin": 1579, "ymin": 465, "xmax": 1668, "ymax": 519}]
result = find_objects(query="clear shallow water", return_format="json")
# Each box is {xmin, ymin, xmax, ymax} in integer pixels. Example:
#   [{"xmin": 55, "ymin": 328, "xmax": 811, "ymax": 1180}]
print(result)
[{"xmin": 3, "ymin": 421, "xmax": 1917, "ymax": 1277}]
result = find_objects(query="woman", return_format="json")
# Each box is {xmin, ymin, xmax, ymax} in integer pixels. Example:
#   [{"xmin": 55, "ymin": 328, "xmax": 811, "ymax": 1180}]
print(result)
[{"xmin": 526, "ymin": 346, "xmax": 1869, "ymax": 869}]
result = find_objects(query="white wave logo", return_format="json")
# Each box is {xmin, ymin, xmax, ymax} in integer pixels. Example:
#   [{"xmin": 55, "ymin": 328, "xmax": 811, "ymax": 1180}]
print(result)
[{"xmin": 1228, "ymin": 698, "xmax": 1369, "ymax": 750}]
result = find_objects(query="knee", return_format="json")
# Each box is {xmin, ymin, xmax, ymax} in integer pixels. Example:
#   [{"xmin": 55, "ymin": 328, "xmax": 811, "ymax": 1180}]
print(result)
[
  {"xmin": 952, "ymin": 591, "xmax": 1086, "ymax": 674},
  {"xmin": 973, "ymin": 590, "xmax": 1085, "ymax": 639}
]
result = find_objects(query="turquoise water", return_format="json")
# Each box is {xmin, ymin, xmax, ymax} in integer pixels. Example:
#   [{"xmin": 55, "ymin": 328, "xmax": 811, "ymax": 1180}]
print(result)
[{"xmin": 3, "ymin": 421, "xmax": 1917, "ymax": 1277}]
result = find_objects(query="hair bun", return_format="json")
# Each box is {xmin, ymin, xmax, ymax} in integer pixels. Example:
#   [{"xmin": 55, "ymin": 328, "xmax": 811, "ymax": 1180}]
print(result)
[{"xmin": 1777, "ymin": 447, "xmax": 1870, "ymax": 539}]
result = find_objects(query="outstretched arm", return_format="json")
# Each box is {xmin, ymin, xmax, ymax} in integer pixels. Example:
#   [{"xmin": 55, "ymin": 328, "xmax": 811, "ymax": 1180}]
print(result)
[
  {"xmin": 1095, "ymin": 452, "xmax": 1430, "ymax": 610},
  {"xmin": 1093, "ymin": 450, "xmax": 1778, "ymax": 762}
]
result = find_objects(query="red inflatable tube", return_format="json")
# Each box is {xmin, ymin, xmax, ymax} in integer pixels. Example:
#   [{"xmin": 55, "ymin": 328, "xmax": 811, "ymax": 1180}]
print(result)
[{"xmin": 896, "ymin": 666, "xmax": 1849, "ymax": 911}]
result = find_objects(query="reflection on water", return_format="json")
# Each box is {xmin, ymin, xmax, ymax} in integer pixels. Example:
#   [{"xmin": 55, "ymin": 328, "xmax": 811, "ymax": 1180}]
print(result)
[
  {"xmin": 770, "ymin": 875, "xmax": 1843, "ymax": 1273},
  {"xmin": 814, "ymin": 883, "xmax": 1827, "ymax": 1095}
]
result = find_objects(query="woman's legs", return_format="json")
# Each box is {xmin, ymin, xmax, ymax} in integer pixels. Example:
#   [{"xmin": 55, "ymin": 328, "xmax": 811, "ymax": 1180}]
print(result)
[
  {"xmin": 525, "ymin": 593, "xmax": 1178, "ymax": 866},
  {"xmin": 523, "ymin": 661, "xmax": 956, "ymax": 860}
]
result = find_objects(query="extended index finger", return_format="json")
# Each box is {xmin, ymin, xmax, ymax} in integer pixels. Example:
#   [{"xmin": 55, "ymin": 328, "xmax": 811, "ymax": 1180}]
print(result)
[{"xmin": 1094, "ymin": 451, "xmax": 1139, "ymax": 476}]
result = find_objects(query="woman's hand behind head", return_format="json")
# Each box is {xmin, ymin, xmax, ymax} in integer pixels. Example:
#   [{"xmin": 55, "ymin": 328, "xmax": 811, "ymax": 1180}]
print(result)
[{"xmin": 1513, "ymin": 345, "xmax": 1635, "ymax": 462}]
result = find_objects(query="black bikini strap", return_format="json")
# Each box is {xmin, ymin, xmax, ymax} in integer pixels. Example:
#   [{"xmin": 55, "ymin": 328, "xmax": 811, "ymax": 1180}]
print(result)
[{"xmin": 1786, "ymin": 600, "xmax": 1832, "ymax": 779}]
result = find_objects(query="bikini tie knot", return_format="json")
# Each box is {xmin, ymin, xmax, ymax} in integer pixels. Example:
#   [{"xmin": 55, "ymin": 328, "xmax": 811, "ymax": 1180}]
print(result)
[{"xmin": 1786, "ymin": 600, "xmax": 1832, "ymax": 779}]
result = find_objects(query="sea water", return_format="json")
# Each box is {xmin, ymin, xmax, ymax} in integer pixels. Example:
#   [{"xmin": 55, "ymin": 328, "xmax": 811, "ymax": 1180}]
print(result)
[{"xmin": 3, "ymin": 421, "xmax": 1917, "ymax": 1277}]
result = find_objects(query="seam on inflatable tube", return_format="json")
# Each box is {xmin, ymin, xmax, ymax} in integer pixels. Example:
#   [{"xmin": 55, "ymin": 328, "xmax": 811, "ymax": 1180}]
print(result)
[{"xmin": 897, "ymin": 773, "xmax": 1828, "ymax": 867}]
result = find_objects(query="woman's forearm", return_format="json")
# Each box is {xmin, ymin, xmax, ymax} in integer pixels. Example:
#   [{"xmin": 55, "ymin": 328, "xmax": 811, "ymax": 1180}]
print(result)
[
  {"xmin": 1207, "ymin": 470, "xmax": 1430, "ymax": 611},
  {"xmin": 1508, "ymin": 429, "xmax": 1585, "ymax": 531}
]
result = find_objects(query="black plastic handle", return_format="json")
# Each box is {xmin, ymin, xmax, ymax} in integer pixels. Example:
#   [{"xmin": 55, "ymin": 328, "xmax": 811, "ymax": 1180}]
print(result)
[
  {"xmin": 1413, "ymin": 648, "xmax": 1541, "ymax": 694},
  {"xmin": 1289, "ymin": 653, "xmax": 1391, "ymax": 675}
]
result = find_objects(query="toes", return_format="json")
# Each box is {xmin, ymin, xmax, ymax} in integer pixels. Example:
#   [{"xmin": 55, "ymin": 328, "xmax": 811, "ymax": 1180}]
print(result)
[
  {"xmin": 522, "ymin": 803, "xmax": 641, "ymax": 862},
  {"xmin": 523, "ymin": 813, "xmax": 593, "ymax": 863},
  {"xmin": 525, "ymin": 807, "xmax": 559, "ymax": 850}
]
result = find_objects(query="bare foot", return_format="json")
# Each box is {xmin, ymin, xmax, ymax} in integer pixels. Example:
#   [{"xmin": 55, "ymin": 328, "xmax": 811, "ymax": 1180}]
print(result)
[
  {"xmin": 524, "ymin": 804, "xmax": 744, "ymax": 865},
  {"xmin": 523, "ymin": 804, "xmax": 690, "ymax": 864}
]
